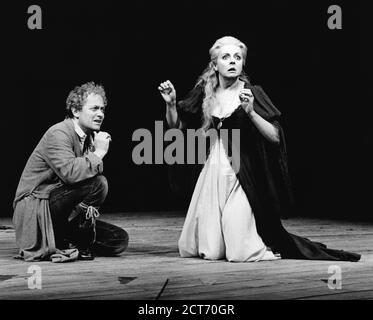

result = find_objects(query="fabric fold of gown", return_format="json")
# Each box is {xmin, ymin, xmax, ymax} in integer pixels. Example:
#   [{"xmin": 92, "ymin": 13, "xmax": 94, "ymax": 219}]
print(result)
[{"xmin": 178, "ymin": 132, "xmax": 278, "ymax": 262}]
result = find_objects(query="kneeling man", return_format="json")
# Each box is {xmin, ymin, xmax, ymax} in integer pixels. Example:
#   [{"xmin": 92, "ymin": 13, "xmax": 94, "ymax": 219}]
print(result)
[{"xmin": 13, "ymin": 82, "xmax": 129, "ymax": 261}]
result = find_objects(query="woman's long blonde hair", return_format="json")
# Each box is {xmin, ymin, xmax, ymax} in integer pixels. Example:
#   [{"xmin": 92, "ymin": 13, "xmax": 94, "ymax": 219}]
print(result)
[{"xmin": 195, "ymin": 36, "xmax": 250, "ymax": 131}]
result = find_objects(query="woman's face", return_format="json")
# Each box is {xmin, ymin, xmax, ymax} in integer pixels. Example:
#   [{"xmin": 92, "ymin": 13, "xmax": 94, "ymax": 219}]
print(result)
[{"xmin": 214, "ymin": 44, "xmax": 244, "ymax": 79}]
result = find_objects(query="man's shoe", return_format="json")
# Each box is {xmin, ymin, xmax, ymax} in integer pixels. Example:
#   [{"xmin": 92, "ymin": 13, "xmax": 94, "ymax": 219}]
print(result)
[{"xmin": 78, "ymin": 248, "xmax": 95, "ymax": 261}]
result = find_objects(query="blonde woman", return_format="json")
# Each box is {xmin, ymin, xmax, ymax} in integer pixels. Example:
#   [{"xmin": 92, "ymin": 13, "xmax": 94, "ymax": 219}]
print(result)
[{"xmin": 159, "ymin": 36, "xmax": 360, "ymax": 262}]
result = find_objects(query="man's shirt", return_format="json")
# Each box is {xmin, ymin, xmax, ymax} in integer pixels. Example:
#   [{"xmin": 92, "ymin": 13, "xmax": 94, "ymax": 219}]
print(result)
[{"xmin": 72, "ymin": 119, "xmax": 93, "ymax": 154}]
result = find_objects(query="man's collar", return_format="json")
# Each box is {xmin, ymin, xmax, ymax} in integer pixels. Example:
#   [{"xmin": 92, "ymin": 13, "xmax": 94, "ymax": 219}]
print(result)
[{"xmin": 72, "ymin": 118, "xmax": 87, "ymax": 140}]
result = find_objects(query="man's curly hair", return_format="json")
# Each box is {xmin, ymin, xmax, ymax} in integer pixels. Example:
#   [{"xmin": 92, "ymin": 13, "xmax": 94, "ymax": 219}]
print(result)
[{"xmin": 65, "ymin": 82, "xmax": 108, "ymax": 118}]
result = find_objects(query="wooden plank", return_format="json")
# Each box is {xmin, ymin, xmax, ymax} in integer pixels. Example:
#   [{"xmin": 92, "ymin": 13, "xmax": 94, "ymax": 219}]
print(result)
[{"xmin": 0, "ymin": 214, "xmax": 372, "ymax": 299}]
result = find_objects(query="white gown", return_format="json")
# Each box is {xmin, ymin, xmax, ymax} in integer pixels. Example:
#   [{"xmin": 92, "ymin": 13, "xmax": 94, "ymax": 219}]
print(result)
[{"xmin": 178, "ymin": 98, "xmax": 279, "ymax": 262}]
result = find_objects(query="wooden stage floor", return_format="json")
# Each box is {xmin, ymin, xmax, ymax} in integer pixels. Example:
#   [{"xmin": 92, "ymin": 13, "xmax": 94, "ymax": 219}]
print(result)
[{"xmin": 0, "ymin": 212, "xmax": 372, "ymax": 300}]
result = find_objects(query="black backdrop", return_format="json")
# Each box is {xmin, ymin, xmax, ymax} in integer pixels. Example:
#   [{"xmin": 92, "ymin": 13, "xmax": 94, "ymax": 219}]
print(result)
[{"xmin": 3, "ymin": 1, "xmax": 371, "ymax": 220}]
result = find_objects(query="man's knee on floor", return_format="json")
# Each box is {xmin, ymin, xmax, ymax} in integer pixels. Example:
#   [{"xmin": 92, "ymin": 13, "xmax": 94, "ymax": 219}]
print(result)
[
  {"xmin": 94, "ymin": 228, "xmax": 129, "ymax": 256},
  {"xmin": 112, "ymin": 228, "xmax": 129, "ymax": 254}
]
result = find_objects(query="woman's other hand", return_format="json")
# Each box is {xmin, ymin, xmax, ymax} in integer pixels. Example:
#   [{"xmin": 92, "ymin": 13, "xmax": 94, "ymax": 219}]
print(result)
[
  {"xmin": 158, "ymin": 80, "xmax": 176, "ymax": 107},
  {"xmin": 239, "ymin": 88, "xmax": 254, "ymax": 114}
]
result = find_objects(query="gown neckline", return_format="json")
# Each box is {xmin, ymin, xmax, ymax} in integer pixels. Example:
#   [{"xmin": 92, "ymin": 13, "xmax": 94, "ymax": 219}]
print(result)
[{"xmin": 212, "ymin": 104, "xmax": 243, "ymax": 122}]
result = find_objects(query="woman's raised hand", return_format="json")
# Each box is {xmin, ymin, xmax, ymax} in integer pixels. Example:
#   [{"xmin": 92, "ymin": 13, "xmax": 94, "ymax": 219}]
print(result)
[
  {"xmin": 239, "ymin": 88, "xmax": 254, "ymax": 114},
  {"xmin": 158, "ymin": 80, "xmax": 176, "ymax": 106}
]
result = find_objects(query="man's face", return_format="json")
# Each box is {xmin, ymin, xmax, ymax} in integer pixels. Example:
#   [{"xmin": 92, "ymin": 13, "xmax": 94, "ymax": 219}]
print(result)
[
  {"xmin": 215, "ymin": 44, "xmax": 244, "ymax": 79},
  {"xmin": 74, "ymin": 93, "xmax": 105, "ymax": 133}
]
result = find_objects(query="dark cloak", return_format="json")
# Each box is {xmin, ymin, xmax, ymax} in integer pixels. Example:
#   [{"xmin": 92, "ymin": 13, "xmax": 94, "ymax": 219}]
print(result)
[{"xmin": 172, "ymin": 81, "xmax": 361, "ymax": 261}]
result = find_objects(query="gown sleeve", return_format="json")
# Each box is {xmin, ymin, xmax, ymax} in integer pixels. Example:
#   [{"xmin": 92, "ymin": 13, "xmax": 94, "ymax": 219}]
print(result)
[
  {"xmin": 239, "ymin": 84, "xmax": 295, "ymax": 218},
  {"xmin": 247, "ymin": 84, "xmax": 281, "ymax": 121},
  {"xmin": 166, "ymin": 84, "xmax": 204, "ymax": 199},
  {"xmin": 176, "ymin": 84, "xmax": 204, "ymax": 129}
]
